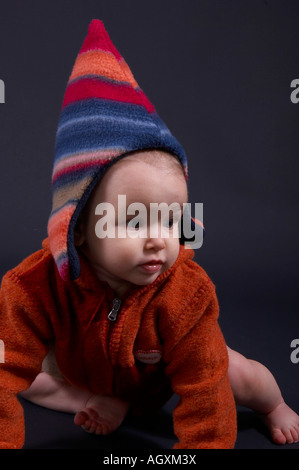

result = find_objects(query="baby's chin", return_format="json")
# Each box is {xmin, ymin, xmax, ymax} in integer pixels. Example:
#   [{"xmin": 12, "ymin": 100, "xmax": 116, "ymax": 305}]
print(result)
[{"xmin": 134, "ymin": 277, "xmax": 160, "ymax": 286}]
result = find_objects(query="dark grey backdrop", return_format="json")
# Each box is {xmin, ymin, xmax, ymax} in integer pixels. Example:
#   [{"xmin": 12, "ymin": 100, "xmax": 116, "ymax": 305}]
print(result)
[{"xmin": 0, "ymin": 0, "xmax": 298, "ymax": 449}]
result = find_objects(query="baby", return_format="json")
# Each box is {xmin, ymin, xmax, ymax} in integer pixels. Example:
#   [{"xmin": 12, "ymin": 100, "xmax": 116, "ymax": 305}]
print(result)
[
  {"xmin": 0, "ymin": 20, "xmax": 298, "ymax": 449},
  {"xmin": 22, "ymin": 150, "xmax": 299, "ymax": 446}
]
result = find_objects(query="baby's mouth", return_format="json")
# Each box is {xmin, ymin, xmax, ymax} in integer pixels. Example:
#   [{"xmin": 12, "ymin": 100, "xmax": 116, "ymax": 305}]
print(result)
[{"xmin": 138, "ymin": 260, "xmax": 163, "ymax": 273}]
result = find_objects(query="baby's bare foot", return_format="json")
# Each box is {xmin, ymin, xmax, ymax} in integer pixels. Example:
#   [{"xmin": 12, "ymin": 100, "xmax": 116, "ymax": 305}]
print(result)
[
  {"xmin": 74, "ymin": 395, "xmax": 129, "ymax": 435},
  {"xmin": 260, "ymin": 399, "xmax": 299, "ymax": 445}
]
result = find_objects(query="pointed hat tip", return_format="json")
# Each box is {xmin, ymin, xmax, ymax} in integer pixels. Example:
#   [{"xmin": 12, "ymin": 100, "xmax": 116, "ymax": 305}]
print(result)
[
  {"xmin": 88, "ymin": 19, "xmax": 105, "ymax": 33},
  {"xmin": 80, "ymin": 19, "xmax": 121, "ymax": 60}
]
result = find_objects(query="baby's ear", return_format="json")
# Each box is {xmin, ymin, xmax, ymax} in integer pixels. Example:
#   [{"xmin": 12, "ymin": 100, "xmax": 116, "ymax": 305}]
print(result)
[{"xmin": 74, "ymin": 214, "xmax": 85, "ymax": 247}]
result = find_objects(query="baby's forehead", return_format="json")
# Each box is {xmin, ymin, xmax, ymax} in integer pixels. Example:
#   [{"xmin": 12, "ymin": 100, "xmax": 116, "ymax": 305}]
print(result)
[
  {"xmin": 123, "ymin": 149, "xmax": 185, "ymax": 171},
  {"xmin": 109, "ymin": 150, "xmax": 186, "ymax": 180},
  {"xmin": 86, "ymin": 151, "xmax": 187, "ymax": 207},
  {"xmin": 108, "ymin": 153, "xmax": 186, "ymax": 188},
  {"xmin": 81, "ymin": 149, "xmax": 188, "ymax": 214}
]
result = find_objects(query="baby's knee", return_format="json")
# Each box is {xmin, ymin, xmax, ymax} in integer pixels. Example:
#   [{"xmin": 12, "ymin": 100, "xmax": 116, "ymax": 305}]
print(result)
[{"xmin": 227, "ymin": 347, "xmax": 255, "ymax": 394}]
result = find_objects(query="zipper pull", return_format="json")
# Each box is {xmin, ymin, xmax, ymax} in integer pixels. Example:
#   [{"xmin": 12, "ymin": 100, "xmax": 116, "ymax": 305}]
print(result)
[{"xmin": 108, "ymin": 298, "xmax": 121, "ymax": 321}]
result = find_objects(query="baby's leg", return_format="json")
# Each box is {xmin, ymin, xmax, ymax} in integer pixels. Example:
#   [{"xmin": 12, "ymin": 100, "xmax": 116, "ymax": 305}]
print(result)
[
  {"xmin": 227, "ymin": 346, "xmax": 299, "ymax": 444},
  {"xmin": 21, "ymin": 372, "xmax": 129, "ymax": 435},
  {"xmin": 20, "ymin": 372, "xmax": 93, "ymax": 413}
]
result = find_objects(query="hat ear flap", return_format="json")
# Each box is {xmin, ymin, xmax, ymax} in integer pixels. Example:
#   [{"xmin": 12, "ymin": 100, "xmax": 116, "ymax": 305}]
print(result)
[{"xmin": 73, "ymin": 213, "xmax": 86, "ymax": 247}]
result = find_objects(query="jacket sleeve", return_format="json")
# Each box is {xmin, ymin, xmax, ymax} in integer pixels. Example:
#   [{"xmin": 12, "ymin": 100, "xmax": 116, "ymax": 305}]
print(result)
[
  {"xmin": 160, "ymin": 283, "xmax": 237, "ymax": 449},
  {"xmin": 0, "ymin": 272, "xmax": 52, "ymax": 448}
]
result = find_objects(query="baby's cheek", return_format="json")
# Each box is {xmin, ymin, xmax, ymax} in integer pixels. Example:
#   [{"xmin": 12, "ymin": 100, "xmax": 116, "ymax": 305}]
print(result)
[
  {"xmin": 169, "ymin": 240, "xmax": 180, "ymax": 265},
  {"xmin": 109, "ymin": 238, "xmax": 137, "ymax": 263}
]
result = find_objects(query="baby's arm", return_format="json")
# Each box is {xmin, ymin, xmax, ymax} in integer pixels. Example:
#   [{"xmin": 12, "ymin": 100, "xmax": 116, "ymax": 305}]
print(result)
[
  {"xmin": 0, "ymin": 272, "xmax": 51, "ymax": 448},
  {"xmin": 161, "ymin": 286, "xmax": 237, "ymax": 449}
]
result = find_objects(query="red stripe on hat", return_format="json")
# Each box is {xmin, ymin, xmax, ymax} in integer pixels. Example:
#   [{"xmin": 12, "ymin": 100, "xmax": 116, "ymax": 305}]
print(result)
[
  {"xmin": 62, "ymin": 77, "xmax": 155, "ymax": 113},
  {"xmin": 52, "ymin": 158, "xmax": 111, "ymax": 184},
  {"xmin": 79, "ymin": 19, "xmax": 122, "ymax": 61}
]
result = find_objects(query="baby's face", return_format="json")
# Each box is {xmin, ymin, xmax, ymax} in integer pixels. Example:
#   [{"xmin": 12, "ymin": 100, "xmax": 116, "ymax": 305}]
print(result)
[{"xmin": 77, "ymin": 152, "xmax": 188, "ymax": 296}]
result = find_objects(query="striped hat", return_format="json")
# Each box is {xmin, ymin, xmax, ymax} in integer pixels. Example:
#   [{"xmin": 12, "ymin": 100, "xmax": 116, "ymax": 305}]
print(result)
[{"xmin": 47, "ymin": 19, "xmax": 189, "ymax": 281}]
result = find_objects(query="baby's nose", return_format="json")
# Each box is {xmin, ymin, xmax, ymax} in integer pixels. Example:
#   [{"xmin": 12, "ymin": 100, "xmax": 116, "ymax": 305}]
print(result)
[{"xmin": 144, "ymin": 233, "xmax": 166, "ymax": 251}]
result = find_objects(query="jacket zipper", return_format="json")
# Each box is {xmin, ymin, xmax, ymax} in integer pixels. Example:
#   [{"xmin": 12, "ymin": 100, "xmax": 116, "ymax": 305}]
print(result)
[{"xmin": 108, "ymin": 298, "xmax": 121, "ymax": 321}]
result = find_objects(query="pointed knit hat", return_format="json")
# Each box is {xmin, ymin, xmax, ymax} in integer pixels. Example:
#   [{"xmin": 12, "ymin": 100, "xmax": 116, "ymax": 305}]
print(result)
[{"xmin": 48, "ymin": 19, "xmax": 192, "ymax": 282}]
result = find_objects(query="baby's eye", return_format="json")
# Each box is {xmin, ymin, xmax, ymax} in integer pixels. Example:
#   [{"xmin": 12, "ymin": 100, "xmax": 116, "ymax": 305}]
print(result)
[
  {"xmin": 163, "ymin": 213, "xmax": 182, "ymax": 229},
  {"xmin": 163, "ymin": 217, "xmax": 174, "ymax": 229},
  {"xmin": 127, "ymin": 218, "xmax": 144, "ymax": 230}
]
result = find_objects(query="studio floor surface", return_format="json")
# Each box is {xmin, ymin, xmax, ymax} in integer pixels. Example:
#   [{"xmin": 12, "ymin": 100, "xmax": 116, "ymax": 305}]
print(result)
[{"xmin": 20, "ymin": 396, "xmax": 299, "ymax": 450}]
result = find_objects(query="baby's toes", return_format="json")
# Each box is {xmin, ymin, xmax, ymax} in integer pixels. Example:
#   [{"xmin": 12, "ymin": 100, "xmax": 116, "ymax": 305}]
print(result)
[
  {"xmin": 95, "ymin": 422, "xmax": 111, "ymax": 435},
  {"xmin": 74, "ymin": 410, "xmax": 88, "ymax": 427},
  {"xmin": 84, "ymin": 423, "xmax": 96, "ymax": 433},
  {"xmin": 290, "ymin": 425, "xmax": 299, "ymax": 443},
  {"xmin": 282, "ymin": 426, "xmax": 296, "ymax": 444},
  {"xmin": 271, "ymin": 428, "xmax": 286, "ymax": 445}
]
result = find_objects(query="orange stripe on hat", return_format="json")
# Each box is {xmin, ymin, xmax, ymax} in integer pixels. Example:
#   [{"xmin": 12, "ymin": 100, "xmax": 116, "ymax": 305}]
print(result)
[
  {"xmin": 69, "ymin": 50, "xmax": 138, "ymax": 88},
  {"xmin": 48, "ymin": 204, "xmax": 76, "ymax": 256}
]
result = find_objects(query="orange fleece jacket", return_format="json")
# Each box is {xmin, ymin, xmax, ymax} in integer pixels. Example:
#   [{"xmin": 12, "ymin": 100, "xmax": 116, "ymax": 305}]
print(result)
[{"xmin": 0, "ymin": 239, "xmax": 236, "ymax": 449}]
